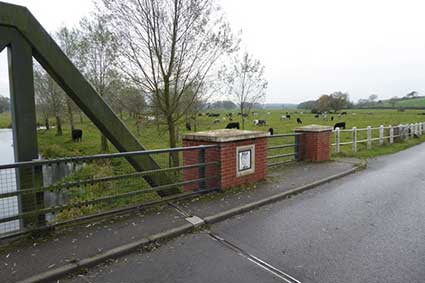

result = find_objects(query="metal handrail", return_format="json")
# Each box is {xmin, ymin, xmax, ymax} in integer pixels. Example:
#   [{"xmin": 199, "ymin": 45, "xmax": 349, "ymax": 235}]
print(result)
[{"xmin": 0, "ymin": 144, "xmax": 218, "ymax": 169}]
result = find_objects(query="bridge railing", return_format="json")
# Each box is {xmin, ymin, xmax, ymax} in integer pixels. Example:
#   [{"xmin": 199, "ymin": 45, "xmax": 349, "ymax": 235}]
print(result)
[
  {"xmin": 266, "ymin": 133, "xmax": 301, "ymax": 167},
  {"xmin": 0, "ymin": 145, "xmax": 219, "ymax": 239},
  {"xmin": 332, "ymin": 122, "xmax": 425, "ymax": 153}
]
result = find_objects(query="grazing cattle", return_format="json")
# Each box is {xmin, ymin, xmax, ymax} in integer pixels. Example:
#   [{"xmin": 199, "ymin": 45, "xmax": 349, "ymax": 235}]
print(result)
[
  {"xmin": 185, "ymin": 122, "xmax": 191, "ymax": 131},
  {"xmin": 280, "ymin": 115, "xmax": 288, "ymax": 120},
  {"xmin": 286, "ymin": 114, "xmax": 291, "ymax": 120},
  {"xmin": 147, "ymin": 115, "xmax": 156, "ymax": 121},
  {"xmin": 213, "ymin": 119, "xmax": 220, "ymax": 124},
  {"xmin": 252, "ymin": 112, "xmax": 258, "ymax": 116},
  {"xmin": 331, "ymin": 116, "xmax": 334, "ymax": 121},
  {"xmin": 341, "ymin": 111, "xmax": 347, "ymax": 115},
  {"xmin": 334, "ymin": 122, "xmax": 346, "ymax": 129},
  {"xmin": 268, "ymin": 128, "xmax": 274, "ymax": 136},
  {"xmin": 72, "ymin": 129, "xmax": 83, "ymax": 142},
  {"xmin": 314, "ymin": 114, "xmax": 319, "ymax": 118},
  {"xmin": 297, "ymin": 118, "xmax": 303, "ymax": 124},
  {"xmin": 225, "ymin": 122, "xmax": 240, "ymax": 129},
  {"xmin": 253, "ymin": 119, "xmax": 266, "ymax": 126}
]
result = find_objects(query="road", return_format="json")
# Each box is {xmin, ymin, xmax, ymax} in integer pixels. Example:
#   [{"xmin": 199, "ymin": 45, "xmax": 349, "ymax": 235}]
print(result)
[{"xmin": 66, "ymin": 143, "xmax": 425, "ymax": 283}]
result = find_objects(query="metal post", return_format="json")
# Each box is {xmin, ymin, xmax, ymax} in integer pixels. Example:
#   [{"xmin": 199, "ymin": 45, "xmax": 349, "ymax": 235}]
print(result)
[
  {"xmin": 379, "ymin": 125, "xmax": 384, "ymax": 145},
  {"xmin": 352, "ymin": 127, "xmax": 357, "ymax": 153},
  {"xmin": 404, "ymin": 124, "xmax": 408, "ymax": 140},
  {"xmin": 7, "ymin": 30, "xmax": 44, "ymax": 228},
  {"xmin": 389, "ymin": 125, "xmax": 394, "ymax": 144},
  {"xmin": 367, "ymin": 126, "xmax": 372, "ymax": 150},
  {"xmin": 198, "ymin": 148, "xmax": 206, "ymax": 191},
  {"xmin": 335, "ymin": 127, "xmax": 340, "ymax": 153}
]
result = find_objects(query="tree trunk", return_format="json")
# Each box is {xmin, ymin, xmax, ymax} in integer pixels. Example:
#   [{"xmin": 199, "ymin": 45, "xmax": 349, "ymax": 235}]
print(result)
[
  {"xmin": 66, "ymin": 98, "xmax": 75, "ymax": 134},
  {"xmin": 167, "ymin": 117, "xmax": 179, "ymax": 168},
  {"xmin": 79, "ymin": 111, "xmax": 84, "ymax": 124},
  {"xmin": 55, "ymin": 115, "xmax": 62, "ymax": 136},
  {"xmin": 240, "ymin": 106, "xmax": 245, "ymax": 130},
  {"xmin": 44, "ymin": 117, "xmax": 49, "ymax": 130}
]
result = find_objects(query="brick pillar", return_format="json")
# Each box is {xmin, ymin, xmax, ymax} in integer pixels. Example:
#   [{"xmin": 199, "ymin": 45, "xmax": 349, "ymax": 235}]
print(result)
[
  {"xmin": 183, "ymin": 129, "xmax": 268, "ymax": 191},
  {"xmin": 295, "ymin": 125, "xmax": 333, "ymax": 162}
]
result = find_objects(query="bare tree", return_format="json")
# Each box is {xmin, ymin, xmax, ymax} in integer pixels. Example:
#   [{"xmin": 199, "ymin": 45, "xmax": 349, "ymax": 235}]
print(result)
[
  {"xmin": 78, "ymin": 15, "xmax": 120, "ymax": 152},
  {"xmin": 34, "ymin": 66, "xmax": 65, "ymax": 136},
  {"xmin": 99, "ymin": 0, "xmax": 238, "ymax": 165},
  {"xmin": 222, "ymin": 52, "xmax": 267, "ymax": 129},
  {"xmin": 56, "ymin": 26, "xmax": 85, "ymax": 134}
]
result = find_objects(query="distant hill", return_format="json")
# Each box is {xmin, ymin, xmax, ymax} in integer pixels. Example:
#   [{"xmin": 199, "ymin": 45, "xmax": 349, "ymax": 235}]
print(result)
[
  {"xmin": 366, "ymin": 97, "xmax": 425, "ymax": 109},
  {"xmin": 264, "ymin": 103, "xmax": 298, "ymax": 109}
]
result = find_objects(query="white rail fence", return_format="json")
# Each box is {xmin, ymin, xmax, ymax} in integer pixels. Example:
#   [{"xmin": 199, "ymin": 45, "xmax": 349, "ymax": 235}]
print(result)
[{"xmin": 333, "ymin": 122, "xmax": 425, "ymax": 153}]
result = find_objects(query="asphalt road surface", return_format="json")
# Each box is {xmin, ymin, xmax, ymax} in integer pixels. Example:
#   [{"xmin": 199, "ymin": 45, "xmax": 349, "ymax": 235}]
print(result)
[{"xmin": 67, "ymin": 143, "xmax": 425, "ymax": 283}]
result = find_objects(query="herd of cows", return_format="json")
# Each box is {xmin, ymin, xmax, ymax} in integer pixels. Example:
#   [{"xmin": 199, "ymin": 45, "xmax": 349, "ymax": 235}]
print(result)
[
  {"xmin": 68, "ymin": 111, "xmax": 353, "ymax": 143},
  {"xmin": 185, "ymin": 111, "xmax": 350, "ymax": 135}
]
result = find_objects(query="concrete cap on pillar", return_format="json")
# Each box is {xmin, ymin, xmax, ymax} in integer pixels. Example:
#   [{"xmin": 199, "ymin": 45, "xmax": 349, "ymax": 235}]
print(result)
[
  {"xmin": 295, "ymin": 124, "xmax": 333, "ymax": 132},
  {"xmin": 183, "ymin": 129, "xmax": 268, "ymax": 142}
]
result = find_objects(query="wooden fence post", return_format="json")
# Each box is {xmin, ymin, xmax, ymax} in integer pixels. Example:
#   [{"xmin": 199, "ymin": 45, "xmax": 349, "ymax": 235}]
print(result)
[
  {"xmin": 379, "ymin": 125, "xmax": 384, "ymax": 145},
  {"xmin": 389, "ymin": 125, "xmax": 394, "ymax": 144},
  {"xmin": 410, "ymin": 124, "xmax": 414, "ymax": 138},
  {"xmin": 335, "ymin": 127, "xmax": 340, "ymax": 153},
  {"xmin": 367, "ymin": 126, "xmax": 372, "ymax": 150},
  {"xmin": 352, "ymin": 127, "xmax": 357, "ymax": 152}
]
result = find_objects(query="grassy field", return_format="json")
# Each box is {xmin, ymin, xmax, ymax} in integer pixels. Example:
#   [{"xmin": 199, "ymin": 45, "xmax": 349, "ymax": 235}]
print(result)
[{"xmin": 2, "ymin": 108, "xmax": 425, "ymax": 159}]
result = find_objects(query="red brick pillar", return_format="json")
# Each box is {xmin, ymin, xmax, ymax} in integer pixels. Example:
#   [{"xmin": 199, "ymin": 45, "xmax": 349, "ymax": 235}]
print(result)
[
  {"xmin": 295, "ymin": 125, "xmax": 333, "ymax": 162},
  {"xmin": 183, "ymin": 129, "xmax": 268, "ymax": 191}
]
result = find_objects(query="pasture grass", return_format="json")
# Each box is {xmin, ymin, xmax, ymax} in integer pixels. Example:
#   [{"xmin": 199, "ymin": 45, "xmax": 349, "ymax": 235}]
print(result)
[{"xmin": 2, "ymin": 108, "xmax": 425, "ymax": 159}]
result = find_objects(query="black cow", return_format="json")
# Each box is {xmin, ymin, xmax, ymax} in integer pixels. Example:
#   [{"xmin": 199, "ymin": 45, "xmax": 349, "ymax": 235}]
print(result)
[
  {"xmin": 334, "ymin": 122, "xmax": 346, "ymax": 129},
  {"xmin": 341, "ymin": 111, "xmax": 347, "ymax": 115},
  {"xmin": 258, "ymin": 120, "xmax": 267, "ymax": 126},
  {"xmin": 185, "ymin": 122, "xmax": 192, "ymax": 131},
  {"xmin": 331, "ymin": 116, "xmax": 334, "ymax": 121},
  {"xmin": 297, "ymin": 118, "xmax": 303, "ymax": 124},
  {"xmin": 268, "ymin": 128, "xmax": 274, "ymax": 136},
  {"xmin": 72, "ymin": 129, "xmax": 83, "ymax": 142},
  {"xmin": 314, "ymin": 114, "xmax": 319, "ymax": 118},
  {"xmin": 225, "ymin": 122, "xmax": 240, "ymax": 129},
  {"xmin": 286, "ymin": 114, "xmax": 291, "ymax": 120}
]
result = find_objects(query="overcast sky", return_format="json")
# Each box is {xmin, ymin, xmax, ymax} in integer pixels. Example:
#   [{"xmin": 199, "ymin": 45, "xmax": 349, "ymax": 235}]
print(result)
[{"xmin": 1, "ymin": 0, "xmax": 425, "ymax": 104}]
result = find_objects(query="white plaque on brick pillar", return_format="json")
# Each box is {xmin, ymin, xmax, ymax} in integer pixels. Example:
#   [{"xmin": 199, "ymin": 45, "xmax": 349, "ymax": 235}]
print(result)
[{"xmin": 236, "ymin": 144, "xmax": 255, "ymax": 177}]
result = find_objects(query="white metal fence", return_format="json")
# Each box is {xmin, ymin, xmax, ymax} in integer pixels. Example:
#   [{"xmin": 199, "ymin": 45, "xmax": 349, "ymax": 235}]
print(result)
[{"xmin": 333, "ymin": 122, "xmax": 425, "ymax": 153}]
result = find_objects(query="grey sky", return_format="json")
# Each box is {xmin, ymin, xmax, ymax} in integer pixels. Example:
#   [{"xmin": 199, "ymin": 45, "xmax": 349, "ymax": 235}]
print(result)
[{"xmin": 1, "ymin": 0, "xmax": 425, "ymax": 104}]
